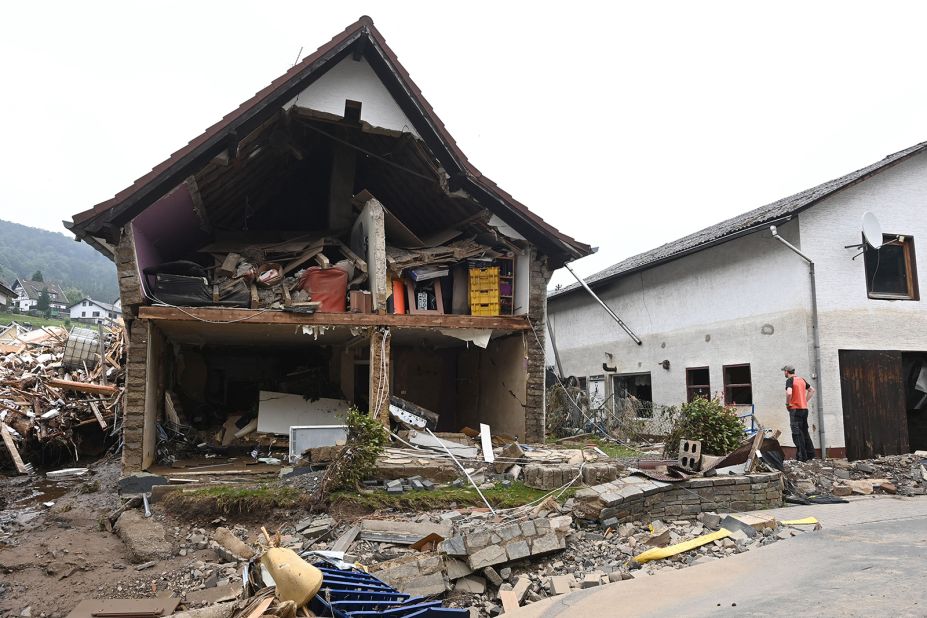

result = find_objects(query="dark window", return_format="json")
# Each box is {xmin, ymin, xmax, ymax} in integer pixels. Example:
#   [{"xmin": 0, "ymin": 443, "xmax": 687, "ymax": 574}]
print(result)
[
  {"xmin": 92, "ymin": 311, "xmax": 100, "ymax": 317},
  {"xmin": 686, "ymin": 367, "xmax": 711, "ymax": 402},
  {"xmin": 723, "ymin": 364, "xmax": 753, "ymax": 405},
  {"xmin": 864, "ymin": 234, "xmax": 919, "ymax": 300},
  {"xmin": 81, "ymin": 311, "xmax": 86, "ymax": 317},
  {"xmin": 614, "ymin": 373, "xmax": 653, "ymax": 418}
]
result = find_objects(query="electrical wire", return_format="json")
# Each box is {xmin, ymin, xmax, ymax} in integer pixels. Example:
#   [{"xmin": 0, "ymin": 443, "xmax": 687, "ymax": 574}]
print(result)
[{"xmin": 149, "ymin": 296, "xmax": 278, "ymax": 324}]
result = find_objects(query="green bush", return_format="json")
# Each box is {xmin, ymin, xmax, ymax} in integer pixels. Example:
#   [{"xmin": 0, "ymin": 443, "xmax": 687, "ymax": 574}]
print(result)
[
  {"xmin": 323, "ymin": 407, "xmax": 387, "ymax": 492},
  {"xmin": 664, "ymin": 397, "xmax": 745, "ymax": 456}
]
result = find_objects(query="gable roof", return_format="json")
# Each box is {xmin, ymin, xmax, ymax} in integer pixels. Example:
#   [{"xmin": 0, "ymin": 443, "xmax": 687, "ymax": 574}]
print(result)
[
  {"xmin": 551, "ymin": 140, "xmax": 927, "ymax": 299},
  {"xmin": 0, "ymin": 280, "xmax": 14, "ymax": 298},
  {"xmin": 69, "ymin": 297, "xmax": 120, "ymax": 313},
  {"xmin": 14, "ymin": 279, "xmax": 67, "ymax": 302},
  {"xmin": 66, "ymin": 16, "xmax": 590, "ymax": 264}
]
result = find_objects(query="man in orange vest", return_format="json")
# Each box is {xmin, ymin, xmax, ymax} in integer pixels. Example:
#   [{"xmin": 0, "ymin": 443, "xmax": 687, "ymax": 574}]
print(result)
[{"xmin": 783, "ymin": 365, "xmax": 816, "ymax": 461}]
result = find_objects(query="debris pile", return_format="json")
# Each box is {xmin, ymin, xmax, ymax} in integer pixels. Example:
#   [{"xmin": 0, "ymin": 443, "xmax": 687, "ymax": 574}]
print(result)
[
  {"xmin": 785, "ymin": 452, "xmax": 927, "ymax": 498},
  {"xmin": 0, "ymin": 323, "xmax": 125, "ymax": 471}
]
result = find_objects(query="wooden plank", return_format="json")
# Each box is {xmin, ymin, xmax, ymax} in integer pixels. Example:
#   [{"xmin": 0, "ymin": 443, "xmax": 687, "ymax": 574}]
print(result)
[
  {"xmin": 89, "ymin": 401, "xmax": 108, "ymax": 430},
  {"xmin": 217, "ymin": 252, "xmax": 241, "ymax": 277},
  {"xmin": 45, "ymin": 378, "xmax": 119, "ymax": 395},
  {"xmin": 138, "ymin": 305, "xmax": 531, "ymax": 331},
  {"xmin": 1, "ymin": 424, "xmax": 31, "ymax": 474},
  {"xmin": 331, "ymin": 524, "xmax": 361, "ymax": 553}
]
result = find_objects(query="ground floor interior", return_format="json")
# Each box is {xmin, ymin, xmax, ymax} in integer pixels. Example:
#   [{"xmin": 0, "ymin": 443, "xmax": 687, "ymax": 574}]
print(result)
[{"xmin": 132, "ymin": 307, "xmax": 535, "ymax": 469}]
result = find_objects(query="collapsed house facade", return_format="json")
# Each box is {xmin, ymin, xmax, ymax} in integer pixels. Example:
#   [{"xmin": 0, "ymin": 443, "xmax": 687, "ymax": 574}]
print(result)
[
  {"xmin": 67, "ymin": 17, "xmax": 590, "ymax": 472},
  {"xmin": 548, "ymin": 141, "xmax": 927, "ymax": 460}
]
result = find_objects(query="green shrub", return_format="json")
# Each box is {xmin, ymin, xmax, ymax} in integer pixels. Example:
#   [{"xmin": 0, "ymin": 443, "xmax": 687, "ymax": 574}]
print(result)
[
  {"xmin": 664, "ymin": 397, "xmax": 745, "ymax": 456},
  {"xmin": 323, "ymin": 407, "xmax": 387, "ymax": 492}
]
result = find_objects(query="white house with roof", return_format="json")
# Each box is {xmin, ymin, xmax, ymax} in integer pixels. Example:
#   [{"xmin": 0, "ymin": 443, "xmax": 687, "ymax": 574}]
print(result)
[
  {"xmin": 68, "ymin": 297, "xmax": 122, "ymax": 323},
  {"xmin": 548, "ymin": 141, "xmax": 927, "ymax": 460},
  {"xmin": 12, "ymin": 279, "xmax": 68, "ymax": 314}
]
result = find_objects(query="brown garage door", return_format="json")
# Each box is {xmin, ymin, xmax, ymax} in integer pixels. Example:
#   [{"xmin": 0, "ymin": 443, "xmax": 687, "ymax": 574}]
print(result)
[{"xmin": 838, "ymin": 350, "xmax": 909, "ymax": 460}]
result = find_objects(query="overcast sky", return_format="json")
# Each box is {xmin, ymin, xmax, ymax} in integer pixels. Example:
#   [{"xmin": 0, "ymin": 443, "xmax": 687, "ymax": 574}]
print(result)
[{"xmin": 1, "ymin": 1, "xmax": 925, "ymax": 287}]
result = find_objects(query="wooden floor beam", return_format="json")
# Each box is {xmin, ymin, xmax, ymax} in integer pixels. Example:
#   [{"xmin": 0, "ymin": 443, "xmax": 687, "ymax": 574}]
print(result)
[{"xmin": 137, "ymin": 305, "xmax": 530, "ymax": 331}]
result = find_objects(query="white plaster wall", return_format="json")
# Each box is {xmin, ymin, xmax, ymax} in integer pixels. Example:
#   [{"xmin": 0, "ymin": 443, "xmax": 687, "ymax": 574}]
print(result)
[
  {"xmin": 286, "ymin": 55, "xmax": 419, "ymax": 136},
  {"xmin": 798, "ymin": 150, "xmax": 927, "ymax": 451},
  {"xmin": 548, "ymin": 220, "xmax": 815, "ymax": 445}
]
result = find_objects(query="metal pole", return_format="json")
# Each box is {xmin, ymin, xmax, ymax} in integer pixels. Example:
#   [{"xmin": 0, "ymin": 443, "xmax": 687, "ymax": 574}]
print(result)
[
  {"xmin": 770, "ymin": 226, "xmax": 827, "ymax": 458},
  {"xmin": 563, "ymin": 262, "xmax": 643, "ymax": 345},
  {"xmin": 546, "ymin": 318, "xmax": 565, "ymax": 378}
]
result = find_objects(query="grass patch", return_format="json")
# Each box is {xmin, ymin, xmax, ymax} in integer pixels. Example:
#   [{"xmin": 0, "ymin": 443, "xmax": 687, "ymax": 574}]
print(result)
[
  {"xmin": 0, "ymin": 311, "xmax": 69, "ymax": 328},
  {"xmin": 161, "ymin": 484, "xmax": 308, "ymax": 518},
  {"xmin": 546, "ymin": 435, "xmax": 648, "ymax": 459},
  {"xmin": 330, "ymin": 481, "xmax": 576, "ymax": 512}
]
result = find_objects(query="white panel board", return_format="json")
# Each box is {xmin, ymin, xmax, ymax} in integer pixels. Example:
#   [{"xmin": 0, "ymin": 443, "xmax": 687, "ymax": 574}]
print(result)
[
  {"xmin": 289, "ymin": 425, "xmax": 348, "ymax": 462},
  {"xmin": 257, "ymin": 392, "xmax": 349, "ymax": 435}
]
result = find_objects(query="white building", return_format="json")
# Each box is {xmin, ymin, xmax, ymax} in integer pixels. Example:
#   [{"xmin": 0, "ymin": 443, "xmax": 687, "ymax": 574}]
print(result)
[
  {"xmin": 12, "ymin": 279, "xmax": 68, "ymax": 314},
  {"xmin": 69, "ymin": 297, "xmax": 121, "ymax": 323},
  {"xmin": 548, "ymin": 141, "xmax": 927, "ymax": 460}
]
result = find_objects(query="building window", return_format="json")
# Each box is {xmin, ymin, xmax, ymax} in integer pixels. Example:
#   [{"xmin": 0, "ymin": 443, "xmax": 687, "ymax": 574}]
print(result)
[
  {"xmin": 614, "ymin": 373, "xmax": 653, "ymax": 418},
  {"xmin": 92, "ymin": 311, "xmax": 100, "ymax": 317},
  {"xmin": 864, "ymin": 234, "xmax": 919, "ymax": 300},
  {"xmin": 723, "ymin": 364, "xmax": 753, "ymax": 405},
  {"xmin": 81, "ymin": 311, "xmax": 86, "ymax": 317},
  {"xmin": 686, "ymin": 367, "xmax": 711, "ymax": 402},
  {"xmin": 83, "ymin": 300, "xmax": 88, "ymax": 306}
]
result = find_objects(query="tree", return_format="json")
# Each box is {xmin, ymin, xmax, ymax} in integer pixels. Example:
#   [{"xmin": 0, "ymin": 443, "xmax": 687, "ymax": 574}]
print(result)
[
  {"xmin": 36, "ymin": 289, "xmax": 50, "ymax": 312},
  {"xmin": 31, "ymin": 270, "xmax": 43, "ymax": 282},
  {"xmin": 64, "ymin": 287, "xmax": 84, "ymax": 306}
]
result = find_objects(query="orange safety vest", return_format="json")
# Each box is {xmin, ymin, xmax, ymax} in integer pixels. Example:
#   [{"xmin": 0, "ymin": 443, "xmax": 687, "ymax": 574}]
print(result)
[{"xmin": 787, "ymin": 377, "xmax": 810, "ymax": 410}]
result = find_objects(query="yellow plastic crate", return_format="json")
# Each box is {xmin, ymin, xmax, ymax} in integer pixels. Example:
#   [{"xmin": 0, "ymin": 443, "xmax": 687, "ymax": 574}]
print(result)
[
  {"xmin": 469, "ymin": 289, "xmax": 499, "ymax": 305},
  {"xmin": 469, "ymin": 267, "xmax": 500, "ymax": 292},
  {"xmin": 471, "ymin": 302, "xmax": 500, "ymax": 316}
]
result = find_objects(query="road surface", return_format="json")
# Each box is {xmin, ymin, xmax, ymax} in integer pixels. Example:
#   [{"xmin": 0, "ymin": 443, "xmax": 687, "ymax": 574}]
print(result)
[{"xmin": 509, "ymin": 496, "xmax": 927, "ymax": 617}]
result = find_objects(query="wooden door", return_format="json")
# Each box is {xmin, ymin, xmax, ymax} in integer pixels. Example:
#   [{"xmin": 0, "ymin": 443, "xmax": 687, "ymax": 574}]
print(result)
[{"xmin": 838, "ymin": 350, "xmax": 909, "ymax": 460}]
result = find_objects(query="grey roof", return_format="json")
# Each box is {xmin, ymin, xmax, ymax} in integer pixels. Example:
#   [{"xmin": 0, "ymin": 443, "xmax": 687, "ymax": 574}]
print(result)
[
  {"xmin": 551, "ymin": 140, "xmax": 927, "ymax": 298},
  {"xmin": 14, "ymin": 279, "xmax": 67, "ymax": 303},
  {"xmin": 69, "ymin": 297, "xmax": 120, "ymax": 313}
]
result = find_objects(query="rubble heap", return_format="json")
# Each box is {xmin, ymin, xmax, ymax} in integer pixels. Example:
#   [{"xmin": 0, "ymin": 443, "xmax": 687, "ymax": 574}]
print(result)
[
  {"xmin": 0, "ymin": 323, "xmax": 125, "ymax": 470},
  {"xmin": 785, "ymin": 453, "xmax": 927, "ymax": 497}
]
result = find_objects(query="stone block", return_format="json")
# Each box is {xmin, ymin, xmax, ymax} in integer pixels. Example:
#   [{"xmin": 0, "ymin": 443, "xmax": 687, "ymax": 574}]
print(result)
[
  {"xmin": 445, "ymin": 557, "xmax": 473, "ymax": 580},
  {"xmin": 530, "ymin": 532, "xmax": 565, "ymax": 555},
  {"xmin": 442, "ymin": 536, "xmax": 467, "ymax": 557},
  {"xmin": 512, "ymin": 576, "xmax": 532, "ymax": 602},
  {"xmin": 455, "ymin": 575, "xmax": 487, "ymax": 594},
  {"xmin": 498, "ymin": 524, "xmax": 521, "ymax": 541},
  {"xmin": 548, "ymin": 575, "xmax": 575, "ymax": 595},
  {"xmin": 519, "ymin": 520, "xmax": 537, "ymax": 537},
  {"xmin": 505, "ymin": 539, "xmax": 531, "ymax": 561},
  {"xmin": 469, "ymin": 544, "xmax": 507, "ymax": 569},
  {"xmin": 464, "ymin": 531, "xmax": 491, "ymax": 551},
  {"xmin": 483, "ymin": 566, "xmax": 503, "ymax": 587}
]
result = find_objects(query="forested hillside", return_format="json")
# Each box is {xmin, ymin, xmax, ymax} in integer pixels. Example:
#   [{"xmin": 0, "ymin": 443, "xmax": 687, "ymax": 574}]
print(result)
[{"xmin": 0, "ymin": 219, "xmax": 118, "ymax": 303}]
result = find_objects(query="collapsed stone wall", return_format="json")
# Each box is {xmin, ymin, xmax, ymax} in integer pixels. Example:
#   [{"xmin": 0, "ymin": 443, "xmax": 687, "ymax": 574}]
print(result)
[{"xmin": 575, "ymin": 472, "xmax": 783, "ymax": 524}]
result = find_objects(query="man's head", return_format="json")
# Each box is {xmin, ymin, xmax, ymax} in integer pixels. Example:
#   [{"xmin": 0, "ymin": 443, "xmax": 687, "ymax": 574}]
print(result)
[{"xmin": 781, "ymin": 365, "xmax": 796, "ymax": 377}]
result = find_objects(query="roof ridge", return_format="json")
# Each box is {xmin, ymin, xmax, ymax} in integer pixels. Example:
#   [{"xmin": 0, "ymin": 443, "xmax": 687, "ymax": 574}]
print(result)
[{"xmin": 551, "ymin": 139, "xmax": 927, "ymax": 297}]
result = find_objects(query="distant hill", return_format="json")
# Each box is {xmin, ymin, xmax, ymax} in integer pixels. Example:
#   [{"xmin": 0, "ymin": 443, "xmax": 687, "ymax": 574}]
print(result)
[{"xmin": 0, "ymin": 219, "xmax": 118, "ymax": 303}]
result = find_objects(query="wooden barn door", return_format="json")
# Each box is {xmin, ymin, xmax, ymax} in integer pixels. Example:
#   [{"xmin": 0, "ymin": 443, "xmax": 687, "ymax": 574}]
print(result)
[{"xmin": 838, "ymin": 350, "xmax": 909, "ymax": 460}]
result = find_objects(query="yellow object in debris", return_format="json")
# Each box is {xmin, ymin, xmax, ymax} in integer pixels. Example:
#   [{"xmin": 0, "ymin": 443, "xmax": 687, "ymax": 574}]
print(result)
[
  {"xmin": 781, "ymin": 517, "xmax": 819, "ymax": 526},
  {"xmin": 633, "ymin": 528, "xmax": 731, "ymax": 564},
  {"xmin": 260, "ymin": 547, "xmax": 323, "ymax": 605}
]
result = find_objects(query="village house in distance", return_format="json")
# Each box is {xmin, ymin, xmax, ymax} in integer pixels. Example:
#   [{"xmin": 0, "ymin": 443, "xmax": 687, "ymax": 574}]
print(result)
[
  {"xmin": 66, "ymin": 16, "xmax": 591, "ymax": 472},
  {"xmin": 548, "ymin": 141, "xmax": 927, "ymax": 460},
  {"xmin": 11, "ymin": 277, "xmax": 68, "ymax": 315}
]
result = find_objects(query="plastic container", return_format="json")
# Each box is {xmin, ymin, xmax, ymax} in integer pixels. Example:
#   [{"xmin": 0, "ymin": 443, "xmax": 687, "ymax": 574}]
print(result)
[
  {"xmin": 469, "ymin": 266, "xmax": 500, "ymax": 315},
  {"xmin": 299, "ymin": 267, "xmax": 348, "ymax": 312},
  {"xmin": 470, "ymin": 302, "xmax": 501, "ymax": 316},
  {"xmin": 63, "ymin": 327, "xmax": 101, "ymax": 370}
]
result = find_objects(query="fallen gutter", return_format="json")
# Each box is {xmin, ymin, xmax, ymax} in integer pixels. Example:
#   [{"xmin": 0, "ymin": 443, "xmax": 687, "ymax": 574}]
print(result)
[
  {"xmin": 563, "ymin": 262, "xmax": 643, "ymax": 345},
  {"xmin": 769, "ymin": 225, "xmax": 827, "ymax": 459}
]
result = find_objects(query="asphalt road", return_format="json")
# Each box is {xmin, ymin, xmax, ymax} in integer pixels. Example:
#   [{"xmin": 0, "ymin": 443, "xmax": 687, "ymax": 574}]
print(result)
[{"xmin": 509, "ymin": 496, "xmax": 927, "ymax": 617}]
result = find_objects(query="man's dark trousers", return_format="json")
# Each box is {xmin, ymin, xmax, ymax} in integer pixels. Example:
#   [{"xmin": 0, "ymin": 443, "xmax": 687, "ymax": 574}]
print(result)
[{"xmin": 789, "ymin": 408, "xmax": 815, "ymax": 461}]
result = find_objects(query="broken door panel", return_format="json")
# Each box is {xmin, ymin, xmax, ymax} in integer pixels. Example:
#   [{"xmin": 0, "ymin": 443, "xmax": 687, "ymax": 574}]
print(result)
[{"xmin": 838, "ymin": 349, "xmax": 909, "ymax": 460}]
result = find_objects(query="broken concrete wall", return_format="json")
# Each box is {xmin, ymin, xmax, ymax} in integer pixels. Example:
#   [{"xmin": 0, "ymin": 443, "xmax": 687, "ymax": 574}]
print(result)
[
  {"xmin": 575, "ymin": 472, "xmax": 783, "ymax": 524},
  {"xmin": 457, "ymin": 334, "xmax": 527, "ymax": 438},
  {"xmin": 525, "ymin": 248, "xmax": 551, "ymax": 443},
  {"xmin": 441, "ymin": 516, "xmax": 571, "ymax": 570},
  {"xmin": 122, "ymin": 320, "xmax": 149, "ymax": 473}
]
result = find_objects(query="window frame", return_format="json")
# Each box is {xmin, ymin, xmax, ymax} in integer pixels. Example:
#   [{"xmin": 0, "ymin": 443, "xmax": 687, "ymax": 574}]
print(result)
[
  {"xmin": 864, "ymin": 233, "xmax": 919, "ymax": 301},
  {"xmin": 685, "ymin": 366, "xmax": 711, "ymax": 402},
  {"xmin": 613, "ymin": 372, "xmax": 654, "ymax": 419},
  {"xmin": 722, "ymin": 363, "xmax": 753, "ymax": 406}
]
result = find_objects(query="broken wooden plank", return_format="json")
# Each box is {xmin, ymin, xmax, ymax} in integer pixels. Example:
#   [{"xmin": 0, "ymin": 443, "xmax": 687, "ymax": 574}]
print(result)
[
  {"xmin": 1, "ymin": 424, "xmax": 31, "ymax": 474},
  {"xmin": 89, "ymin": 401, "xmax": 108, "ymax": 430},
  {"xmin": 45, "ymin": 379, "xmax": 119, "ymax": 396},
  {"xmin": 217, "ymin": 252, "xmax": 241, "ymax": 278},
  {"xmin": 331, "ymin": 524, "xmax": 361, "ymax": 553}
]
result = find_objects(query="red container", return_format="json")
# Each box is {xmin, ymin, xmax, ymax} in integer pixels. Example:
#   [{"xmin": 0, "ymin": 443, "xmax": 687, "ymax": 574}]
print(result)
[{"xmin": 299, "ymin": 267, "xmax": 348, "ymax": 312}]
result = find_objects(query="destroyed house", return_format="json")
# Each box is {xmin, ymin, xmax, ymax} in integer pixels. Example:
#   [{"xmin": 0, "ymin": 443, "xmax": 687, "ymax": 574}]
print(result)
[{"xmin": 66, "ymin": 16, "xmax": 590, "ymax": 472}]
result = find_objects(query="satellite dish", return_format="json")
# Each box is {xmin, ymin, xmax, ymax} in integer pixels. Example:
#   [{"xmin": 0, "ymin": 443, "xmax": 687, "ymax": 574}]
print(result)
[{"xmin": 862, "ymin": 211, "xmax": 883, "ymax": 249}]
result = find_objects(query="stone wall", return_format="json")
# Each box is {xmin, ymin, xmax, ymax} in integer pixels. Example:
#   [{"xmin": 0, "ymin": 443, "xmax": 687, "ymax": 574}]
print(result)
[
  {"xmin": 122, "ymin": 319, "xmax": 149, "ymax": 473},
  {"xmin": 524, "ymin": 249, "xmax": 551, "ymax": 444},
  {"xmin": 575, "ymin": 472, "xmax": 783, "ymax": 524},
  {"xmin": 441, "ymin": 515, "xmax": 571, "ymax": 570},
  {"xmin": 523, "ymin": 462, "xmax": 624, "ymax": 490}
]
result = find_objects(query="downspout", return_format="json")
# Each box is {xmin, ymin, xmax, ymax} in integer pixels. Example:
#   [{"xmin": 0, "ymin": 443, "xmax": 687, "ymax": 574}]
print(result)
[
  {"xmin": 563, "ymin": 262, "xmax": 643, "ymax": 345},
  {"xmin": 769, "ymin": 226, "xmax": 827, "ymax": 458}
]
